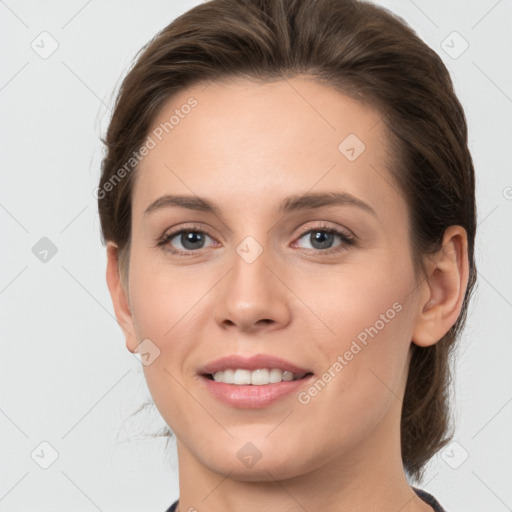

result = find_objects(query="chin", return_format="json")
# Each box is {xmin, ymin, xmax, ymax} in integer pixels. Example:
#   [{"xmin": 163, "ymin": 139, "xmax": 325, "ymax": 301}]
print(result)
[{"xmin": 208, "ymin": 455, "xmax": 307, "ymax": 482}]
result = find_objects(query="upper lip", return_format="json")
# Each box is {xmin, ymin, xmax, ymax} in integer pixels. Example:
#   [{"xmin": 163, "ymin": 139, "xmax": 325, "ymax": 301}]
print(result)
[{"xmin": 199, "ymin": 354, "xmax": 312, "ymax": 375}]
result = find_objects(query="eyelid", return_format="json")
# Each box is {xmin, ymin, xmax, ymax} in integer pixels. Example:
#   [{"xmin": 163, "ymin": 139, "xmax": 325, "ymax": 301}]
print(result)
[
  {"xmin": 155, "ymin": 223, "xmax": 217, "ymax": 251},
  {"xmin": 291, "ymin": 222, "xmax": 357, "ymax": 254},
  {"xmin": 294, "ymin": 221, "xmax": 355, "ymax": 240}
]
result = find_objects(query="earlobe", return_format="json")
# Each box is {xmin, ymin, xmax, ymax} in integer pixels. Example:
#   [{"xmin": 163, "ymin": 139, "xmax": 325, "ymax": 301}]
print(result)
[
  {"xmin": 105, "ymin": 242, "xmax": 138, "ymax": 353},
  {"xmin": 412, "ymin": 226, "xmax": 469, "ymax": 347}
]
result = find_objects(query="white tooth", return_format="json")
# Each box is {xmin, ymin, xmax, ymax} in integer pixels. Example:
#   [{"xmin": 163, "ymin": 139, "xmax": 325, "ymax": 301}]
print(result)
[
  {"xmin": 282, "ymin": 371, "xmax": 294, "ymax": 381},
  {"xmin": 223, "ymin": 368, "xmax": 235, "ymax": 384},
  {"xmin": 233, "ymin": 369, "xmax": 252, "ymax": 385},
  {"xmin": 211, "ymin": 368, "xmax": 305, "ymax": 384},
  {"xmin": 251, "ymin": 369, "xmax": 270, "ymax": 385},
  {"xmin": 269, "ymin": 368, "xmax": 283, "ymax": 383}
]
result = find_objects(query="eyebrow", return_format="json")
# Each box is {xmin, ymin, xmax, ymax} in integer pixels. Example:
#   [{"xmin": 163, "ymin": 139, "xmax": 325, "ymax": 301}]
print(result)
[{"xmin": 143, "ymin": 191, "xmax": 377, "ymax": 217}]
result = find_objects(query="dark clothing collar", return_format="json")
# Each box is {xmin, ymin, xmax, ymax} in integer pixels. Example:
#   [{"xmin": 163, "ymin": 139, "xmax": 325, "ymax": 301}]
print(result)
[{"xmin": 165, "ymin": 487, "xmax": 447, "ymax": 512}]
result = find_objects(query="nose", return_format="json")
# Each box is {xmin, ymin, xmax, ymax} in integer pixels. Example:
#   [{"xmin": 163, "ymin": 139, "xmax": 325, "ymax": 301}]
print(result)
[{"xmin": 214, "ymin": 244, "xmax": 291, "ymax": 334}]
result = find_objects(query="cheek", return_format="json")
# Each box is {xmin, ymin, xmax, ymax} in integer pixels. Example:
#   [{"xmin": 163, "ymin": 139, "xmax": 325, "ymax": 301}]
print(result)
[
  {"xmin": 299, "ymin": 254, "xmax": 416, "ymax": 350},
  {"xmin": 128, "ymin": 247, "xmax": 212, "ymax": 342},
  {"xmin": 126, "ymin": 256, "xmax": 190, "ymax": 373},
  {"xmin": 126, "ymin": 250, "xmax": 220, "ymax": 414},
  {"xmin": 290, "ymin": 280, "xmax": 415, "ymax": 458},
  {"xmin": 297, "ymin": 256, "xmax": 417, "ymax": 404}
]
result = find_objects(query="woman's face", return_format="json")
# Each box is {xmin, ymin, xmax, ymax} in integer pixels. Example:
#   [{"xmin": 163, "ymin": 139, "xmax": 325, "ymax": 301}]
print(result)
[{"xmin": 120, "ymin": 76, "xmax": 428, "ymax": 480}]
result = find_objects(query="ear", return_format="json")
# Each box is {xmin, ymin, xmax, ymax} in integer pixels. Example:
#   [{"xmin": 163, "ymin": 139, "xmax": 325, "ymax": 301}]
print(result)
[
  {"xmin": 105, "ymin": 241, "xmax": 138, "ymax": 353},
  {"xmin": 412, "ymin": 225, "xmax": 470, "ymax": 347}
]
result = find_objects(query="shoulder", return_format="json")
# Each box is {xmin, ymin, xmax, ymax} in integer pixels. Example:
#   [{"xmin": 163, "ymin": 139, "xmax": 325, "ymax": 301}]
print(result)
[{"xmin": 413, "ymin": 486, "xmax": 448, "ymax": 512}]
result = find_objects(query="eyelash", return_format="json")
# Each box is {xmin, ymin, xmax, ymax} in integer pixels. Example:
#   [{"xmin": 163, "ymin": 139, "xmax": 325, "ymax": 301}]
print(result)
[{"xmin": 155, "ymin": 222, "xmax": 356, "ymax": 258}]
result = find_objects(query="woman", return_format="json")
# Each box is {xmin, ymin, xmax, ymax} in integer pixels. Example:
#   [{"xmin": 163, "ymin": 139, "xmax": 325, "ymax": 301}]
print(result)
[{"xmin": 98, "ymin": 0, "xmax": 476, "ymax": 510}]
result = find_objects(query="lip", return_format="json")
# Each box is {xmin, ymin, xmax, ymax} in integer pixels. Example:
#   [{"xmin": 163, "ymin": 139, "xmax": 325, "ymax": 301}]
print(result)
[
  {"xmin": 198, "ymin": 354, "xmax": 312, "ymax": 375},
  {"xmin": 199, "ymin": 373, "xmax": 315, "ymax": 408}
]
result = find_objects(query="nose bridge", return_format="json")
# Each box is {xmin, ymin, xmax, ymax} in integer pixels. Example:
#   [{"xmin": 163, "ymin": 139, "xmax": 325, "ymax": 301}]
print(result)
[
  {"xmin": 233, "ymin": 235, "xmax": 271, "ymax": 291},
  {"xmin": 214, "ymin": 234, "xmax": 290, "ymax": 332}
]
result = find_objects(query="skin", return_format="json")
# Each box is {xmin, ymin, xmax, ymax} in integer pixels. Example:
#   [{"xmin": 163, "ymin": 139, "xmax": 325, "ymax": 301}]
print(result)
[{"xmin": 106, "ymin": 76, "xmax": 469, "ymax": 512}]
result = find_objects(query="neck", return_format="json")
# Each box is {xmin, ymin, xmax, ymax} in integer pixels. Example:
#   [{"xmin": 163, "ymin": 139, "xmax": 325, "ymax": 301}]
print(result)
[{"xmin": 173, "ymin": 403, "xmax": 433, "ymax": 512}]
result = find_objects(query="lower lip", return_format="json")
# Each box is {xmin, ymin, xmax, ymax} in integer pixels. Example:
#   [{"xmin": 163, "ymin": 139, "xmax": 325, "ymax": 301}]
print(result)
[{"xmin": 200, "ymin": 374, "xmax": 314, "ymax": 408}]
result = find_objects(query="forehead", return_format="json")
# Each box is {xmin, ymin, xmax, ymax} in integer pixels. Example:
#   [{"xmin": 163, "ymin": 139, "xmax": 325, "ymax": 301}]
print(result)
[{"xmin": 133, "ymin": 76, "xmax": 402, "ymax": 220}]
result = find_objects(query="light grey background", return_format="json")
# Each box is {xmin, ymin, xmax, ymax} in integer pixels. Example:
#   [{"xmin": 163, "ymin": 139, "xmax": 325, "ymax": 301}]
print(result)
[{"xmin": 1, "ymin": 0, "xmax": 511, "ymax": 510}]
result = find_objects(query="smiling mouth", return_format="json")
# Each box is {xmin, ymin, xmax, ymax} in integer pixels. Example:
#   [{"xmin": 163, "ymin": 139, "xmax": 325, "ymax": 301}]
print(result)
[{"xmin": 202, "ymin": 369, "xmax": 314, "ymax": 385}]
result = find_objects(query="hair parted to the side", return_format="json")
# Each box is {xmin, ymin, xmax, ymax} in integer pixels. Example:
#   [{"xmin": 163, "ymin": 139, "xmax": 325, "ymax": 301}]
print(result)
[{"xmin": 98, "ymin": 0, "xmax": 476, "ymax": 483}]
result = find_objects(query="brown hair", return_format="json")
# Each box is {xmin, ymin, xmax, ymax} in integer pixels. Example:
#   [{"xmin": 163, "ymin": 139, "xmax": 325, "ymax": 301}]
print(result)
[{"xmin": 98, "ymin": 0, "xmax": 477, "ymax": 482}]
